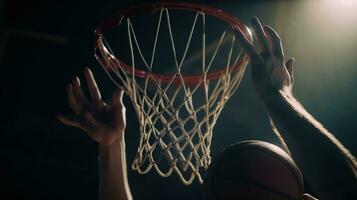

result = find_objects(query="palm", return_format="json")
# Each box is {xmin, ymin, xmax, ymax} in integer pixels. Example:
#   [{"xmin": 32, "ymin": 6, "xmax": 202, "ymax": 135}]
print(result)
[
  {"xmin": 251, "ymin": 53, "xmax": 294, "ymax": 99},
  {"xmin": 57, "ymin": 68, "xmax": 126, "ymax": 146}
]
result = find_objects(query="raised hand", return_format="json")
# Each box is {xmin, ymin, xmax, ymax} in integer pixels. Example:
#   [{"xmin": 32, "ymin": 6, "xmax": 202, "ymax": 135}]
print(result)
[
  {"xmin": 237, "ymin": 17, "xmax": 295, "ymax": 99},
  {"xmin": 57, "ymin": 68, "xmax": 126, "ymax": 146}
]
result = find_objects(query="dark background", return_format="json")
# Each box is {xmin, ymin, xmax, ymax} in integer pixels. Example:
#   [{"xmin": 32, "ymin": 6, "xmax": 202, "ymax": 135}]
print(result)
[{"xmin": 1, "ymin": 0, "xmax": 356, "ymax": 199}]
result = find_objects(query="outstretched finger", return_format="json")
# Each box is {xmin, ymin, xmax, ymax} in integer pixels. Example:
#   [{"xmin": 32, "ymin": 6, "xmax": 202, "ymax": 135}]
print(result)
[
  {"xmin": 72, "ymin": 76, "xmax": 88, "ymax": 108},
  {"xmin": 112, "ymin": 87, "xmax": 124, "ymax": 106},
  {"xmin": 56, "ymin": 114, "xmax": 81, "ymax": 128},
  {"xmin": 84, "ymin": 68, "xmax": 102, "ymax": 104},
  {"xmin": 66, "ymin": 84, "xmax": 80, "ymax": 114},
  {"xmin": 250, "ymin": 17, "xmax": 270, "ymax": 53},
  {"xmin": 236, "ymin": 28, "xmax": 260, "ymax": 61},
  {"xmin": 263, "ymin": 26, "xmax": 284, "ymax": 58}
]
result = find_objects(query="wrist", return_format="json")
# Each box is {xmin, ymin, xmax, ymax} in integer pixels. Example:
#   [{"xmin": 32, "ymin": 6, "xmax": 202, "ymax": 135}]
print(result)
[
  {"xmin": 261, "ymin": 88, "xmax": 297, "ymax": 110},
  {"xmin": 99, "ymin": 138, "xmax": 125, "ymax": 159},
  {"xmin": 262, "ymin": 88, "xmax": 309, "ymax": 120},
  {"xmin": 98, "ymin": 128, "xmax": 125, "ymax": 147},
  {"xmin": 261, "ymin": 88, "xmax": 291, "ymax": 103}
]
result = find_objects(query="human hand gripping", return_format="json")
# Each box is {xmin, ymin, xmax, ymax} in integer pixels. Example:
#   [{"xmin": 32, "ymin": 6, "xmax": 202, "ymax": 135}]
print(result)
[
  {"xmin": 237, "ymin": 17, "xmax": 320, "ymax": 200},
  {"xmin": 237, "ymin": 17, "xmax": 295, "ymax": 100},
  {"xmin": 57, "ymin": 68, "xmax": 126, "ymax": 146}
]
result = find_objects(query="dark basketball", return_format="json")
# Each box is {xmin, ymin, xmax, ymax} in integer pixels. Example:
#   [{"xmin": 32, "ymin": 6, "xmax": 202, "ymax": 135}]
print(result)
[{"xmin": 204, "ymin": 140, "xmax": 304, "ymax": 200}]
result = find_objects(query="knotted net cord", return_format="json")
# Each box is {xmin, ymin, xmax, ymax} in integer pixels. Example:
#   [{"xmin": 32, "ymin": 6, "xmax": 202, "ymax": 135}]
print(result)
[{"xmin": 96, "ymin": 8, "xmax": 250, "ymax": 185}]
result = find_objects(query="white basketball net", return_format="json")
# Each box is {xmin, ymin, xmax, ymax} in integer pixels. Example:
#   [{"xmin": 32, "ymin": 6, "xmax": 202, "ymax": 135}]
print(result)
[{"xmin": 96, "ymin": 8, "xmax": 250, "ymax": 185}]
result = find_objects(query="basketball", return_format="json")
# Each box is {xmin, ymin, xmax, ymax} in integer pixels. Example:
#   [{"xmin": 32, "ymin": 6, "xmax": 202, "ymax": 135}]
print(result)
[{"xmin": 204, "ymin": 140, "xmax": 304, "ymax": 200}]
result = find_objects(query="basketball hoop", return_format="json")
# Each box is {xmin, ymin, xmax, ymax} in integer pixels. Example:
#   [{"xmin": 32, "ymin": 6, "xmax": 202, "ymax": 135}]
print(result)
[{"xmin": 94, "ymin": 2, "xmax": 252, "ymax": 185}]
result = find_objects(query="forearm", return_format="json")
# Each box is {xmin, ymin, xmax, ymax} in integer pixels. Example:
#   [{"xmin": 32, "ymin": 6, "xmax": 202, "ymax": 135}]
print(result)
[
  {"xmin": 264, "ymin": 90, "xmax": 357, "ymax": 199},
  {"xmin": 99, "ymin": 139, "xmax": 133, "ymax": 200}
]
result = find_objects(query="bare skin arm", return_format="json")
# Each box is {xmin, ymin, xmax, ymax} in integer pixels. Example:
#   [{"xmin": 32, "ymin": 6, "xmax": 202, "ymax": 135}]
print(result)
[
  {"xmin": 237, "ymin": 17, "xmax": 357, "ymax": 200},
  {"xmin": 57, "ymin": 68, "xmax": 132, "ymax": 200}
]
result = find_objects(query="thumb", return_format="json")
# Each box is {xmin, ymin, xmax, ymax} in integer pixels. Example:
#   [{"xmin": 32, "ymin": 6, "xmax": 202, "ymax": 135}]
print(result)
[
  {"xmin": 285, "ymin": 58, "xmax": 295, "ymax": 77},
  {"xmin": 56, "ymin": 114, "xmax": 81, "ymax": 129}
]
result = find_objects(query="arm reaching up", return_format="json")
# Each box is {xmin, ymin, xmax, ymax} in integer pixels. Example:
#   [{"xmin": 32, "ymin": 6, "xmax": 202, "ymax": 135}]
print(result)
[
  {"xmin": 237, "ymin": 17, "xmax": 357, "ymax": 199},
  {"xmin": 57, "ymin": 68, "xmax": 132, "ymax": 200}
]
